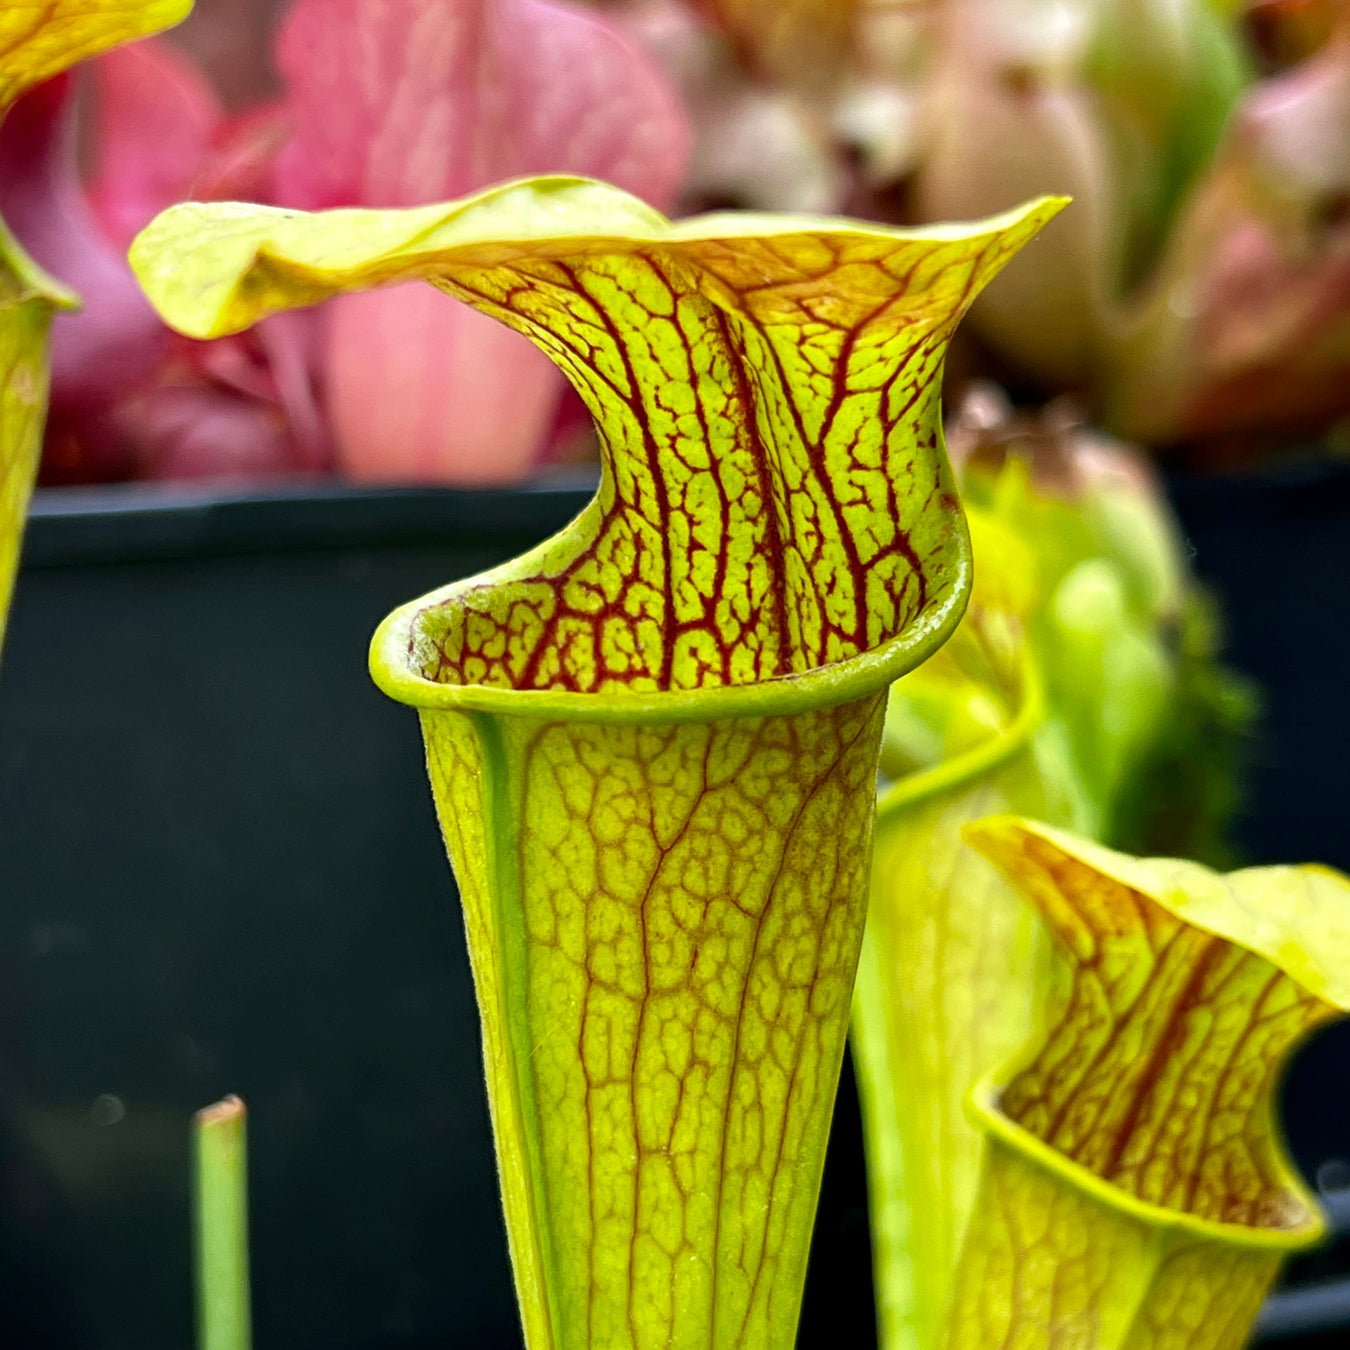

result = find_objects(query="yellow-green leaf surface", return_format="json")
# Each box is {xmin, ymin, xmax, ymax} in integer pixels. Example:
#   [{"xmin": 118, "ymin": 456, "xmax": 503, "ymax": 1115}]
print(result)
[
  {"xmin": 0, "ymin": 227, "xmax": 65, "ymax": 651},
  {"xmin": 131, "ymin": 177, "xmax": 1062, "ymax": 1350},
  {"xmin": 0, "ymin": 0, "xmax": 191, "ymax": 653},
  {"xmin": 426, "ymin": 696, "xmax": 886, "ymax": 1350},
  {"xmin": 945, "ymin": 818, "xmax": 1350, "ymax": 1350},
  {"xmin": 0, "ymin": 0, "xmax": 190, "ymax": 110},
  {"xmin": 853, "ymin": 510, "xmax": 1078, "ymax": 1350}
]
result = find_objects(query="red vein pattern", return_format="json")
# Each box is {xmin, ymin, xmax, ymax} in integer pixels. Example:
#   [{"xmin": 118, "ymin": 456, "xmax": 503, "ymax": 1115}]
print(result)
[
  {"xmin": 940, "ymin": 821, "xmax": 1350, "ymax": 1350},
  {"xmin": 411, "ymin": 227, "xmax": 1032, "ymax": 694},
  {"xmin": 995, "ymin": 832, "xmax": 1333, "ymax": 1230}
]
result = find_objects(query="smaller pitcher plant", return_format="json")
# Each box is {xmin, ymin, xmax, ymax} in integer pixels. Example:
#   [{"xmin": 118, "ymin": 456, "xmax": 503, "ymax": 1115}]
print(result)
[
  {"xmin": 854, "ymin": 438, "xmax": 1173, "ymax": 1350},
  {"xmin": 0, "ymin": 0, "xmax": 191, "ymax": 651},
  {"xmin": 949, "ymin": 818, "xmax": 1350, "ymax": 1350},
  {"xmin": 853, "ymin": 432, "xmax": 1270, "ymax": 1350},
  {"xmin": 129, "ymin": 175, "xmax": 1061, "ymax": 1350}
]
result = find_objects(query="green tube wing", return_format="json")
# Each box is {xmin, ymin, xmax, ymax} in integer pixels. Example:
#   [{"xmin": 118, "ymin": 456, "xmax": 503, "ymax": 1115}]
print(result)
[
  {"xmin": 947, "ymin": 817, "xmax": 1350, "ymax": 1350},
  {"xmin": 131, "ymin": 178, "xmax": 1064, "ymax": 1350},
  {"xmin": 0, "ymin": 0, "xmax": 191, "ymax": 653}
]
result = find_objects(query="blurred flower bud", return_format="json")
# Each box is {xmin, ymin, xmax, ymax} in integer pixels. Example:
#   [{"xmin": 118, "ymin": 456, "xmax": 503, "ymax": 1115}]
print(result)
[
  {"xmin": 945, "ymin": 384, "xmax": 1252, "ymax": 855},
  {"xmin": 1246, "ymin": 0, "xmax": 1345, "ymax": 72},
  {"xmin": 914, "ymin": 0, "xmax": 1247, "ymax": 399},
  {"xmin": 1108, "ymin": 15, "xmax": 1350, "ymax": 448},
  {"xmin": 606, "ymin": 0, "xmax": 845, "ymax": 211},
  {"xmin": 691, "ymin": 0, "xmax": 860, "ymax": 98},
  {"xmin": 913, "ymin": 0, "xmax": 1116, "ymax": 386}
]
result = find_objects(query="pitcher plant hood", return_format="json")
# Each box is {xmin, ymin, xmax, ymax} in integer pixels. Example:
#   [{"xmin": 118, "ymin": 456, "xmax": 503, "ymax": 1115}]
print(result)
[
  {"xmin": 130, "ymin": 175, "xmax": 1063, "ymax": 1350},
  {"xmin": 128, "ymin": 177, "xmax": 1067, "ymax": 718}
]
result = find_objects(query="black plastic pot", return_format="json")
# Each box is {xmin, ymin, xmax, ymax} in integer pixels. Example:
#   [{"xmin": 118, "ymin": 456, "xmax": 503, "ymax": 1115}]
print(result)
[{"xmin": 0, "ymin": 468, "xmax": 1346, "ymax": 1349}]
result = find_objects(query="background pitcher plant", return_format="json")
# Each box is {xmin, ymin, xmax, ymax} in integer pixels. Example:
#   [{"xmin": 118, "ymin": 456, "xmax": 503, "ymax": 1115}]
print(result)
[
  {"xmin": 129, "ymin": 175, "xmax": 1061, "ymax": 1350},
  {"xmin": 0, "ymin": 0, "xmax": 191, "ymax": 652},
  {"xmin": 950, "ymin": 818, "xmax": 1350, "ymax": 1350},
  {"xmin": 853, "ymin": 423, "xmax": 1262, "ymax": 1350}
]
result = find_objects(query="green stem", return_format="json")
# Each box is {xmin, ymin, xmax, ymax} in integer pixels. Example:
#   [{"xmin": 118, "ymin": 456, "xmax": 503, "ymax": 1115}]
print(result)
[{"xmin": 193, "ymin": 1095, "xmax": 252, "ymax": 1350}]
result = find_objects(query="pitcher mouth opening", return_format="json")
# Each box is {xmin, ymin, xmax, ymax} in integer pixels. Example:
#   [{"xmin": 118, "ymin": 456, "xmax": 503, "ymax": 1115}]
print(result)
[
  {"xmin": 369, "ymin": 543, "xmax": 972, "ymax": 726},
  {"xmin": 968, "ymin": 1079, "xmax": 1326, "ymax": 1252}
]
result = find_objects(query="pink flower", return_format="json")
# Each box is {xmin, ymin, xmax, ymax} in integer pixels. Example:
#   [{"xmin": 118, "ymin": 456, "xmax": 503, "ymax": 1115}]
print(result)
[
  {"xmin": 2, "ymin": 39, "xmax": 327, "ymax": 482},
  {"xmin": 270, "ymin": 0, "xmax": 689, "ymax": 483},
  {"xmin": 3, "ymin": 0, "xmax": 689, "ymax": 484}
]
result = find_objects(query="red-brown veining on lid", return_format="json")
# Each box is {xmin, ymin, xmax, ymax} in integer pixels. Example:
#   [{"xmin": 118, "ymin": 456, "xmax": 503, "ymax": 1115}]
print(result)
[{"xmin": 399, "ymin": 228, "xmax": 1013, "ymax": 695}]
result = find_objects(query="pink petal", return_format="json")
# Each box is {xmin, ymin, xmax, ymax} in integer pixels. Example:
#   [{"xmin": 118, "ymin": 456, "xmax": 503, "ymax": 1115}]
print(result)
[
  {"xmin": 4, "ymin": 53, "xmax": 325, "ymax": 485},
  {"xmin": 85, "ymin": 37, "xmax": 222, "ymax": 250},
  {"xmin": 506, "ymin": 0, "xmax": 691, "ymax": 208},
  {"xmin": 121, "ymin": 319, "xmax": 333, "ymax": 482},
  {"xmin": 324, "ymin": 285, "xmax": 562, "ymax": 484},
  {"xmin": 190, "ymin": 102, "xmax": 292, "ymax": 205},
  {"xmin": 252, "ymin": 311, "xmax": 331, "ymax": 473},
  {"xmin": 272, "ymin": 0, "xmax": 688, "ymax": 484},
  {"xmin": 124, "ymin": 382, "xmax": 320, "ymax": 482},
  {"xmin": 273, "ymin": 0, "xmax": 690, "ymax": 208},
  {"xmin": 128, "ymin": 314, "xmax": 332, "ymax": 481}
]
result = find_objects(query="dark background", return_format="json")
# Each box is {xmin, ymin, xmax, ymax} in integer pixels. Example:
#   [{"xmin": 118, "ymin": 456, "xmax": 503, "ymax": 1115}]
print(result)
[{"xmin": 0, "ymin": 468, "xmax": 1345, "ymax": 1349}]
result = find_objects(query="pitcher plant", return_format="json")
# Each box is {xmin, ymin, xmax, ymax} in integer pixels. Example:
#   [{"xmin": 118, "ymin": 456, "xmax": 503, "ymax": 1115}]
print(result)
[
  {"xmin": 129, "ymin": 174, "xmax": 1062, "ymax": 1350},
  {"xmin": 948, "ymin": 818, "xmax": 1350, "ymax": 1350},
  {"xmin": 854, "ymin": 425, "xmax": 1266, "ymax": 1350}
]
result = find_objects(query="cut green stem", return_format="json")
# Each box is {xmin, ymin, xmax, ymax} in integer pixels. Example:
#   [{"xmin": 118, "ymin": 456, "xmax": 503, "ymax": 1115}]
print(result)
[{"xmin": 193, "ymin": 1095, "xmax": 252, "ymax": 1350}]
